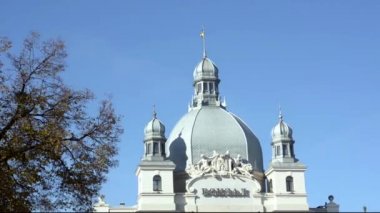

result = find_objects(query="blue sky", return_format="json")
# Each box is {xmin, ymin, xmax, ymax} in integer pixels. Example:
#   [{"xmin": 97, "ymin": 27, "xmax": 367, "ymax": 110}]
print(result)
[{"xmin": 1, "ymin": 1, "xmax": 380, "ymax": 211}]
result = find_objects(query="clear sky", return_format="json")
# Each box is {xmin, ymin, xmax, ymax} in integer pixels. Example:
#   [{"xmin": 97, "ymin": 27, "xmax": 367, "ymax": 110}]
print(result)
[{"xmin": 1, "ymin": 1, "xmax": 380, "ymax": 211}]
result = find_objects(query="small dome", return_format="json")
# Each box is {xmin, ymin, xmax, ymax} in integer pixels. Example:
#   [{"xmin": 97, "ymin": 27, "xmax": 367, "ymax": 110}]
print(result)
[
  {"xmin": 271, "ymin": 114, "xmax": 293, "ymax": 140},
  {"xmin": 144, "ymin": 115, "xmax": 166, "ymax": 141},
  {"xmin": 193, "ymin": 57, "xmax": 219, "ymax": 81}
]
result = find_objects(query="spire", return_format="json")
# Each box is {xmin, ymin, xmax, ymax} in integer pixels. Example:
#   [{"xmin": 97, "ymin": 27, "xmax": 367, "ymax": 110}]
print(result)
[
  {"xmin": 191, "ymin": 28, "xmax": 221, "ymax": 108},
  {"xmin": 200, "ymin": 26, "xmax": 207, "ymax": 58},
  {"xmin": 272, "ymin": 106, "xmax": 292, "ymax": 140},
  {"xmin": 152, "ymin": 104, "xmax": 157, "ymax": 119},
  {"xmin": 278, "ymin": 105, "xmax": 283, "ymax": 121}
]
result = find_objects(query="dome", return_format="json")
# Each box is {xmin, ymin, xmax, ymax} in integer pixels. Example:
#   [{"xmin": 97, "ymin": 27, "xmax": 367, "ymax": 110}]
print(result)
[
  {"xmin": 144, "ymin": 115, "xmax": 166, "ymax": 141},
  {"xmin": 193, "ymin": 57, "xmax": 219, "ymax": 82},
  {"xmin": 271, "ymin": 114, "xmax": 293, "ymax": 140},
  {"xmin": 165, "ymin": 106, "xmax": 264, "ymax": 172}
]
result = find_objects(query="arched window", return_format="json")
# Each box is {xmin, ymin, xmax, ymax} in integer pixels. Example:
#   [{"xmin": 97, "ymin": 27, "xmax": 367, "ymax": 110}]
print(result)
[
  {"xmin": 153, "ymin": 175, "xmax": 162, "ymax": 191},
  {"xmin": 286, "ymin": 176, "xmax": 294, "ymax": 192}
]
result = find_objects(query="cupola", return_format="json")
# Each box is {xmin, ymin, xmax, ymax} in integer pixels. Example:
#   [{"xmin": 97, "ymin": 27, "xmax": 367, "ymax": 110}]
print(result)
[
  {"xmin": 193, "ymin": 57, "xmax": 219, "ymax": 83},
  {"xmin": 144, "ymin": 111, "xmax": 166, "ymax": 142},
  {"xmin": 271, "ymin": 112, "xmax": 293, "ymax": 141},
  {"xmin": 270, "ymin": 109, "xmax": 296, "ymax": 162},
  {"xmin": 143, "ymin": 110, "xmax": 167, "ymax": 160},
  {"xmin": 190, "ymin": 29, "xmax": 222, "ymax": 108}
]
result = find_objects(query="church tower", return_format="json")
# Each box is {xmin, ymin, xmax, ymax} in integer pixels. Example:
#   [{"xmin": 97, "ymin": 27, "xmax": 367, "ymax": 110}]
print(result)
[
  {"xmin": 265, "ymin": 110, "xmax": 309, "ymax": 211},
  {"xmin": 135, "ymin": 111, "xmax": 176, "ymax": 211}
]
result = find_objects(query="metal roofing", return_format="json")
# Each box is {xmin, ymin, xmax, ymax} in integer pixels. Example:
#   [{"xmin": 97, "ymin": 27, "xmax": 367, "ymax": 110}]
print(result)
[{"xmin": 166, "ymin": 106, "xmax": 264, "ymax": 172}]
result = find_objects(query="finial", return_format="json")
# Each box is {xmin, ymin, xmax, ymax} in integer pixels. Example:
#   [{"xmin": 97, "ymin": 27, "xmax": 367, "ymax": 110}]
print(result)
[
  {"xmin": 152, "ymin": 104, "xmax": 157, "ymax": 119},
  {"xmin": 278, "ymin": 105, "xmax": 283, "ymax": 121},
  {"xmin": 200, "ymin": 26, "xmax": 207, "ymax": 58}
]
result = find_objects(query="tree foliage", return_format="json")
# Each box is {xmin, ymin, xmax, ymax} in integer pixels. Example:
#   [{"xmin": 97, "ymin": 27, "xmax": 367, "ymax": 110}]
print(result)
[{"xmin": 0, "ymin": 33, "xmax": 123, "ymax": 211}]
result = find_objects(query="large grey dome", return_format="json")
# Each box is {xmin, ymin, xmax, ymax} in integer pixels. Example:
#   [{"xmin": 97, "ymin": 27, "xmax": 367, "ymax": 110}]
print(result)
[{"xmin": 165, "ymin": 106, "xmax": 264, "ymax": 172}]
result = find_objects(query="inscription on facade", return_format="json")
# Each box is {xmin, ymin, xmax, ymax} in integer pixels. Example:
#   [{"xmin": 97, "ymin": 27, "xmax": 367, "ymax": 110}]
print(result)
[{"xmin": 202, "ymin": 188, "xmax": 250, "ymax": 198}]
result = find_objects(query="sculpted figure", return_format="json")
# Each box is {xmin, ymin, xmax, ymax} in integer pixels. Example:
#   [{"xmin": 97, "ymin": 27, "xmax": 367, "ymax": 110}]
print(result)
[
  {"xmin": 224, "ymin": 150, "xmax": 233, "ymax": 172},
  {"xmin": 240, "ymin": 163, "xmax": 253, "ymax": 176},
  {"xmin": 211, "ymin": 150, "xmax": 218, "ymax": 158},
  {"xmin": 198, "ymin": 154, "xmax": 211, "ymax": 173},
  {"xmin": 225, "ymin": 150, "xmax": 230, "ymax": 156},
  {"xmin": 186, "ymin": 163, "xmax": 200, "ymax": 176},
  {"xmin": 234, "ymin": 154, "xmax": 243, "ymax": 167},
  {"xmin": 232, "ymin": 154, "xmax": 253, "ymax": 177},
  {"xmin": 187, "ymin": 151, "xmax": 255, "ymax": 177},
  {"xmin": 217, "ymin": 154, "xmax": 226, "ymax": 171},
  {"xmin": 210, "ymin": 151, "xmax": 219, "ymax": 169}
]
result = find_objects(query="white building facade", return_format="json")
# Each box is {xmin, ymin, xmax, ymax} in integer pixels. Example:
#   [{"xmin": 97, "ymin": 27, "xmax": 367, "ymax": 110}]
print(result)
[{"xmin": 94, "ymin": 34, "xmax": 339, "ymax": 212}]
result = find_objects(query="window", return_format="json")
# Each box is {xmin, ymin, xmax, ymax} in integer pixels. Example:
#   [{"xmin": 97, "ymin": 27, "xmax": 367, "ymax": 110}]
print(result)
[
  {"xmin": 147, "ymin": 143, "xmax": 151, "ymax": 154},
  {"xmin": 290, "ymin": 145, "xmax": 294, "ymax": 157},
  {"xmin": 153, "ymin": 175, "xmax": 162, "ymax": 191},
  {"xmin": 209, "ymin": 82, "xmax": 214, "ymax": 93},
  {"xmin": 276, "ymin": 146, "xmax": 281, "ymax": 156},
  {"xmin": 197, "ymin": 83, "xmax": 201, "ymax": 94},
  {"xmin": 283, "ymin": 144, "xmax": 288, "ymax": 156},
  {"xmin": 161, "ymin": 143, "xmax": 165, "ymax": 155},
  {"xmin": 286, "ymin": 176, "xmax": 294, "ymax": 192},
  {"xmin": 269, "ymin": 179, "xmax": 273, "ymax": 193},
  {"xmin": 203, "ymin": 82, "xmax": 208, "ymax": 93},
  {"xmin": 153, "ymin": 142, "xmax": 158, "ymax": 154}
]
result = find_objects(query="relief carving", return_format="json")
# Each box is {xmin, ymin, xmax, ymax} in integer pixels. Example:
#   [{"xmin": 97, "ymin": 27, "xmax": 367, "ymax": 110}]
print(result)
[{"xmin": 186, "ymin": 150, "xmax": 254, "ymax": 178}]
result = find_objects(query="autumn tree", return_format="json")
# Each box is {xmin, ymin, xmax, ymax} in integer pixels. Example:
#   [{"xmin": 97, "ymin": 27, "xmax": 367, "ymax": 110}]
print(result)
[{"xmin": 0, "ymin": 33, "xmax": 123, "ymax": 212}]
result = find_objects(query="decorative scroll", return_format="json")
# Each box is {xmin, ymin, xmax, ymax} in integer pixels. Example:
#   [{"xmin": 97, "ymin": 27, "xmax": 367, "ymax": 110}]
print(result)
[{"xmin": 186, "ymin": 150, "xmax": 254, "ymax": 178}]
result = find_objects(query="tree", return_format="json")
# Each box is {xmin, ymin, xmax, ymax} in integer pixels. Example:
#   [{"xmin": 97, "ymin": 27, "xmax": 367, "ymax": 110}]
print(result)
[{"xmin": 0, "ymin": 32, "xmax": 123, "ymax": 212}]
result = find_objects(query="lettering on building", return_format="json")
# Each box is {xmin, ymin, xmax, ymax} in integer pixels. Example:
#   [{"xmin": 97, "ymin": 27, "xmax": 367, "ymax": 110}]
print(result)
[{"xmin": 202, "ymin": 188, "xmax": 250, "ymax": 198}]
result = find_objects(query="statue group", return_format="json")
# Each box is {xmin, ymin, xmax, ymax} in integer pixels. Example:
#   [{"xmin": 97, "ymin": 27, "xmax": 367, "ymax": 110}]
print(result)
[{"xmin": 187, "ymin": 151, "xmax": 254, "ymax": 178}]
